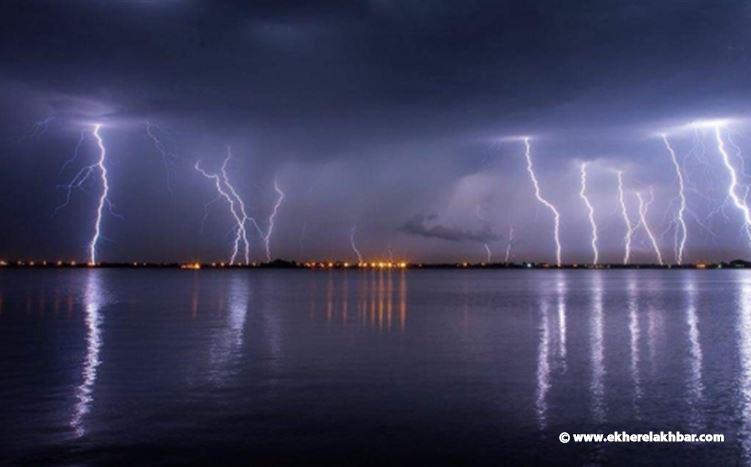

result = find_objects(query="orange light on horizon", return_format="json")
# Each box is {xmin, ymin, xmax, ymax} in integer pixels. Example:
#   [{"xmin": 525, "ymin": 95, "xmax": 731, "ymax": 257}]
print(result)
[{"xmin": 0, "ymin": 258, "xmax": 417, "ymax": 269}]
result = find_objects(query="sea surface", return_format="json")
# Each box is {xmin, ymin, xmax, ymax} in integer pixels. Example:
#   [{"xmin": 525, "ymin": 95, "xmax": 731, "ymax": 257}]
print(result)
[{"xmin": 1, "ymin": 268, "xmax": 751, "ymax": 465}]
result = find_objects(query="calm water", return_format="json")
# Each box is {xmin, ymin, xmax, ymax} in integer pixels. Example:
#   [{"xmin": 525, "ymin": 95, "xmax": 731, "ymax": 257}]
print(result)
[{"xmin": 1, "ymin": 269, "xmax": 751, "ymax": 465}]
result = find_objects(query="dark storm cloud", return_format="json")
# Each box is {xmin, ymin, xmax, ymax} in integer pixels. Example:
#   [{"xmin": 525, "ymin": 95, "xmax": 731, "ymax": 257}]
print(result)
[
  {"xmin": 2, "ymin": 0, "xmax": 749, "ymax": 140},
  {"xmin": 400, "ymin": 213, "xmax": 499, "ymax": 243}
]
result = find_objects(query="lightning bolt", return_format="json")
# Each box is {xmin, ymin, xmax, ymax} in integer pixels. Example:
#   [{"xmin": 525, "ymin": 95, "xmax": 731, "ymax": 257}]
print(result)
[
  {"xmin": 350, "ymin": 225, "xmax": 363, "ymax": 264},
  {"xmin": 54, "ymin": 125, "xmax": 120, "ymax": 264},
  {"xmin": 617, "ymin": 171, "xmax": 634, "ymax": 265},
  {"xmin": 255, "ymin": 180, "xmax": 285, "ymax": 262},
  {"xmin": 523, "ymin": 137, "xmax": 562, "ymax": 266},
  {"xmin": 661, "ymin": 134, "xmax": 688, "ymax": 264},
  {"xmin": 504, "ymin": 225, "xmax": 514, "ymax": 263},
  {"xmin": 59, "ymin": 131, "xmax": 86, "ymax": 175},
  {"xmin": 145, "ymin": 121, "xmax": 177, "ymax": 195},
  {"xmin": 579, "ymin": 162, "xmax": 599, "ymax": 265},
  {"xmin": 219, "ymin": 148, "xmax": 251, "ymax": 264},
  {"xmin": 727, "ymin": 132, "xmax": 750, "ymax": 183},
  {"xmin": 18, "ymin": 116, "xmax": 55, "ymax": 142},
  {"xmin": 713, "ymin": 124, "xmax": 751, "ymax": 245},
  {"xmin": 195, "ymin": 149, "xmax": 250, "ymax": 265},
  {"xmin": 55, "ymin": 134, "xmax": 94, "ymax": 216},
  {"xmin": 475, "ymin": 203, "xmax": 492, "ymax": 263},
  {"xmin": 636, "ymin": 189, "xmax": 664, "ymax": 265},
  {"xmin": 88, "ymin": 124, "xmax": 110, "ymax": 265},
  {"xmin": 475, "ymin": 204, "xmax": 493, "ymax": 263}
]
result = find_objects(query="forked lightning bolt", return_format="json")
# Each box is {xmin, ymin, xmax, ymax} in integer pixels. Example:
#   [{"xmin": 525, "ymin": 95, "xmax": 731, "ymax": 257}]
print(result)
[
  {"xmin": 713, "ymin": 124, "xmax": 751, "ymax": 245},
  {"xmin": 661, "ymin": 134, "xmax": 688, "ymax": 264},
  {"xmin": 523, "ymin": 137, "xmax": 562, "ymax": 266},
  {"xmin": 59, "ymin": 131, "xmax": 86, "ymax": 175},
  {"xmin": 55, "ymin": 134, "xmax": 94, "ymax": 216},
  {"xmin": 195, "ymin": 150, "xmax": 250, "ymax": 265},
  {"xmin": 145, "ymin": 121, "xmax": 177, "ymax": 195},
  {"xmin": 220, "ymin": 148, "xmax": 251, "ymax": 264},
  {"xmin": 88, "ymin": 125, "xmax": 110, "ymax": 265},
  {"xmin": 617, "ymin": 171, "xmax": 634, "ymax": 265},
  {"xmin": 54, "ymin": 124, "xmax": 114, "ymax": 265},
  {"xmin": 636, "ymin": 189, "xmax": 664, "ymax": 266},
  {"xmin": 579, "ymin": 162, "xmax": 599, "ymax": 265},
  {"xmin": 260, "ymin": 180, "xmax": 285, "ymax": 262}
]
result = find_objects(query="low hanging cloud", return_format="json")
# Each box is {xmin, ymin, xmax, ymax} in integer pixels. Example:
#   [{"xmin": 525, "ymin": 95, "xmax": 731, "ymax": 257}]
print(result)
[{"xmin": 399, "ymin": 213, "xmax": 501, "ymax": 243}]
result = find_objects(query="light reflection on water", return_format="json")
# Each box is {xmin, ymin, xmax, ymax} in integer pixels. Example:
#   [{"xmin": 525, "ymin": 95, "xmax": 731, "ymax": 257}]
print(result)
[
  {"xmin": 684, "ymin": 275, "xmax": 704, "ymax": 432},
  {"xmin": 590, "ymin": 272, "xmax": 605, "ymax": 426},
  {"xmin": 535, "ymin": 296, "xmax": 551, "ymax": 431},
  {"xmin": 70, "ymin": 270, "xmax": 104, "ymax": 438},
  {"xmin": 314, "ymin": 269, "xmax": 407, "ymax": 333},
  {"xmin": 5, "ymin": 269, "xmax": 751, "ymax": 464},
  {"xmin": 556, "ymin": 273, "xmax": 567, "ymax": 371},
  {"xmin": 628, "ymin": 274, "xmax": 642, "ymax": 417},
  {"xmin": 208, "ymin": 274, "xmax": 249, "ymax": 383},
  {"xmin": 738, "ymin": 280, "xmax": 751, "ymax": 463}
]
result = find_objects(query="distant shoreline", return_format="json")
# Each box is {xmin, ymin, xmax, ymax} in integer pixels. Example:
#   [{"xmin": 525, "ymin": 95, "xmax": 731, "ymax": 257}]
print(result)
[{"xmin": 2, "ymin": 259, "xmax": 750, "ymax": 270}]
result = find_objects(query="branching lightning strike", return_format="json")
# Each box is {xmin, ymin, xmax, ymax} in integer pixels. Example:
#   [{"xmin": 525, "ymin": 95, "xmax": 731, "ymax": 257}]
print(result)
[
  {"xmin": 219, "ymin": 148, "xmax": 251, "ymax": 264},
  {"xmin": 261, "ymin": 180, "xmax": 285, "ymax": 262},
  {"xmin": 523, "ymin": 138, "xmax": 562, "ymax": 266},
  {"xmin": 661, "ymin": 134, "xmax": 688, "ymax": 264},
  {"xmin": 713, "ymin": 124, "xmax": 751, "ymax": 245},
  {"xmin": 54, "ymin": 124, "xmax": 114, "ymax": 265},
  {"xmin": 145, "ymin": 121, "xmax": 178, "ymax": 195},
  {"xmin": 636, "ymin": 189, "xmax": 664, "ymax": 266},
  {"xmin": 195, "ymin": 150, "xmax": 250, "ymax": 265},
  {"xmin": 617, "ymin": 171, "xmax": 634, "ymax": 265},
  {"xmin": 88, "ymin": 125, "xmax": 110, "ymax": 265},
  {"xmin": 59, "ymin": 131, "xmax": 86, "ymax": 176},
  {"xmin": 579, "ymin": 162, "xmax": 599, "ymax": 265}
]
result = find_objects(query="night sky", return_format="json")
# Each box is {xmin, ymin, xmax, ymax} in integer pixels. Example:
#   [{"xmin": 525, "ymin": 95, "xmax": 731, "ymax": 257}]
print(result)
[{"xmin": 1, "ymin": 0, "xmax": 751, "ymax": 264}]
